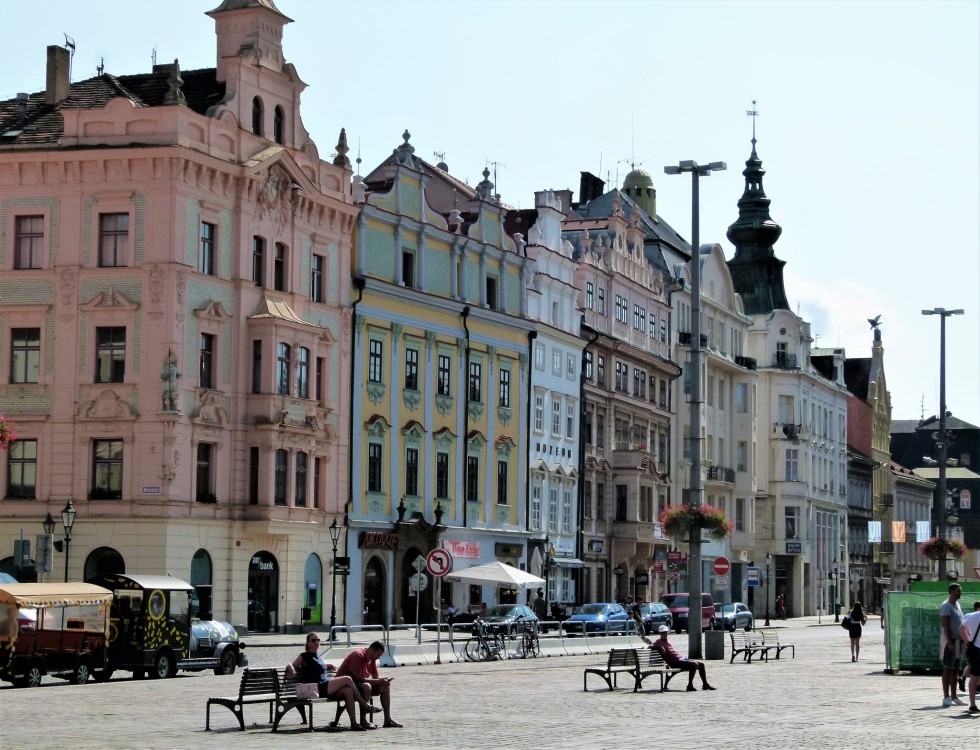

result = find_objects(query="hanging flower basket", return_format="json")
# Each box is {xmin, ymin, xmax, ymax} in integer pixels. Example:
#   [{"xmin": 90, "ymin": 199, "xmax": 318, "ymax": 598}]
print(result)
[
  {"xmin": 919, "ymin": 537, "xmax": 967, "ymax": 561},
  {"xmin": 0, "ymin": 415, "xmax": 15, "ymax": 451},
  {"xmin": 660, "ymin": 503, "xmax": 734, "ymax": 541}
]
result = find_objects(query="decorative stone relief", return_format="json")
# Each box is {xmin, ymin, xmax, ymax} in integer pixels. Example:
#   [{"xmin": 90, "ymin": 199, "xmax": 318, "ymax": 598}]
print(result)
[
  {"xmin": 403, "ymin": 391, "xmax": 421, "ymax": 410},
  {"xmin": 496, "ymin": 506, "xmax": 510, "ymax": 526},
  {"xmin": 367, "ymin": 382, "xmax": 386, "ymax": 404},
  {"xmin": 195, "ymin": 390, "xmax": 228, "ymax": 425},
  {"xmin": 467, "ymin": 402, "xmax": 483, "ymax": 420},
  {"xmin": 367, "ymin": 495, "xmax": 385, "ymax": 515},
  {"xmin": 435, "ymin": 394, "xmax": 454, "ymax": 416},
  {"xmin": 77, "ymin": 389, "xmax": 137, "ymax": 420},
  {"xmin": 497, "ymin": 406, "xmax": 513, "ymax": 426}
]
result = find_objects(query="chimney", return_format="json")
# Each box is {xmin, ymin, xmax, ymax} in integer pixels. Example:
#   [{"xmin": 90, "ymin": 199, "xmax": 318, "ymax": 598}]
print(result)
[
  {"xmin": 46, "ymin": 45, "xmax": 70, "ymax": 105},
  {"xmin": 578, "ymin": 171, "xmax": 605, "ymax": 205},
  {"xmin": 16, "ymin": 93, "xmax": 28, "ymax": 122}
]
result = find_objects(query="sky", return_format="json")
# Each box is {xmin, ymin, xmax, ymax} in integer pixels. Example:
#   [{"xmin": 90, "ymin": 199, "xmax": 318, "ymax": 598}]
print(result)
[{"xmin": 2, "ymin": 0, "xmax": 978, "ymax": 426}]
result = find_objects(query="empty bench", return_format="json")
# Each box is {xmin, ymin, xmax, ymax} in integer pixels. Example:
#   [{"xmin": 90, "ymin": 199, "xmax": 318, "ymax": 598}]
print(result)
[
  {"xmin": 638, "ymin": 649, "xmax": 685, "ymax": 691},
  {"xmin": 584, "ymin": 648, "xmax": 643, "ymax": 692},
  {"xmin": 758, "ymin": 629, "xmax": 795, "ymax": 659},
  {"xmin": 729, "ymin": 632, "xmax": 770, "ymax": 663},
  {"xmin": 206, "ymin": 667, "xmax": 278, "ymax": 730}
]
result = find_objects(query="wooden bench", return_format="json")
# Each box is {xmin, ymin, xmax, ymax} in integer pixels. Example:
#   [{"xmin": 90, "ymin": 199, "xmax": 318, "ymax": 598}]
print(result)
[
  {"xmin": 206, "ymin": 667, "xmax": 278, "ymax": 730},
  {"xmin": 272, "ymin": 667, "xmax": 354, "ymax": 732},
  {"xmin": 729, "ymin": 632, "xmax": 770, "ymax": 663},
  {"xmin": 638, "ymin": 649, "xmax": 685, "ymax": 692},
  {"xmin": 757, "ymin": 629, "xmax": 795, "ymax": 659},
  {"xmin": 583, "ymin": 648, "xmax": 643, "ymax": 692}
]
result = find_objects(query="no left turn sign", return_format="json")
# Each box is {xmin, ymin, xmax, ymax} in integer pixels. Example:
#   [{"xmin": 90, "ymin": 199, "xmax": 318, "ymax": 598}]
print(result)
[{"xmin": 426, "ymin": 548, "xmax": 454, "ymax": 577}]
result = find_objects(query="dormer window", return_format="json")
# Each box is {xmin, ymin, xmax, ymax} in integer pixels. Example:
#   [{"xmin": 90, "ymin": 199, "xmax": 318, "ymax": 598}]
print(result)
[
  {"xmin": 274, "ymin": 106, "xmax": 284, "ymax": 145},
  {"xmin": 252, "ymin": 97, "xmax": 263, "ymax": 136}
]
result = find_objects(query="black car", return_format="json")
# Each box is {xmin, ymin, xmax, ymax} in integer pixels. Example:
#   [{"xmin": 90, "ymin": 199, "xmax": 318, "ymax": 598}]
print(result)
[
  {"xmin": 476, "ymin": 605, "xmax": 538, "ymax": 636},
  {"xmin": 637, "ymin": 602, "xmax": 672, "ymax": 634}
]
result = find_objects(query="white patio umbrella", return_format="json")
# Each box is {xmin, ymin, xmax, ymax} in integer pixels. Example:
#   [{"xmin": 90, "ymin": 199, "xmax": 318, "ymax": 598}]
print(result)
[{"xmin": 446, "ymin": 561, "xmax": 545, "ymax": 587}]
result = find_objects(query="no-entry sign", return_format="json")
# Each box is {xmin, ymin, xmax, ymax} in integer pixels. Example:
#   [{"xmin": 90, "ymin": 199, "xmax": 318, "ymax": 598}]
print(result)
[{"xmin": 712, "ymin": 556, "xmax": 731, "ymax": 576}]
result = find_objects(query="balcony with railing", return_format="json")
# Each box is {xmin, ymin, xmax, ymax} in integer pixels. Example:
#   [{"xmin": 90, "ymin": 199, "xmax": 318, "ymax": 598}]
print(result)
[
  {"xmin": 678, "ymin": 331, "xmax": 708, "ymax": 347},
  {"xmin": 706, "ymin": 465, "xmax": 736, "ymax": 484},
  {"xmin": 734, "ymin": 355, "xmax": 757, "ymax": 370},
  {"xmin": 771, "ymin": 351, "xmax": 799, "ymax": 369}
]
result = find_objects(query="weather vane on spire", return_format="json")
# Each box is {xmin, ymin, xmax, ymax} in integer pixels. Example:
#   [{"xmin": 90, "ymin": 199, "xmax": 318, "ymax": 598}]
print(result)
[{"xmin": 746, "ymin": 99, "xmax": 759, "ymax": 145}]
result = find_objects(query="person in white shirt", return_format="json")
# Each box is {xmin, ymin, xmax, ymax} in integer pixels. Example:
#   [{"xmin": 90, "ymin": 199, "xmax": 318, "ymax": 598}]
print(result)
[{"xmin": 958, "ymin": 601, "xmax": 980, "ymax": 714}]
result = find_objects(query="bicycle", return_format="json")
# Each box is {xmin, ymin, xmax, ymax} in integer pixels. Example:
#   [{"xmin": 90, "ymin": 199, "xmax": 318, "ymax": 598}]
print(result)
[
  {"xmin": 463, "ymin": 619, "xmax": 505, "ymax": 662},
  {"xmin": 515, "ymin": 619, "xmax": 541, "ymax": 659}
]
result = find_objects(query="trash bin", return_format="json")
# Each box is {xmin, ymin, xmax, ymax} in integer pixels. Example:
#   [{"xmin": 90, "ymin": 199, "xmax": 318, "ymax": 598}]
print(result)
[
  {"xmin": 301, "ymin": 607, "xmax": 312, "ymax": 621},
  {"xmin": 704, "ymin": 628, "xmax": 725, "ymax": 660}
]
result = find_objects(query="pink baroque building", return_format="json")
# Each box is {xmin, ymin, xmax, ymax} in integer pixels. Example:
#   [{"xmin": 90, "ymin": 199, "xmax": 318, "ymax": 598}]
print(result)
[{"xmin": 0, "ymin": 0, "xmax": 355, "ymax": 633}]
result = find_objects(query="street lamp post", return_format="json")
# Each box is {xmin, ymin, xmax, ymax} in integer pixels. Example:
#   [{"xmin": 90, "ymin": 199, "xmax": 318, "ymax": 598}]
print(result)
[
  {"xmin": 664, "ymin": 158, "xmax": 726, "ymax": 659},
  {"xmin": 60, "ymin": 499, "xmax": 76, "ymax": 583},
  {"xmin": 921, "ymin": 307, "xmax": 964, "ymax": 581},
  {"xmin": 833, "ymin": 558, "xmax": 840, "ymax": 623},
  {"xmin": 328, "ymin": 518, "xmax": 342, "ymax": 640},
  {"xmin": 764, "ymin": 552, "xmax": 772, "ymax": 627}
]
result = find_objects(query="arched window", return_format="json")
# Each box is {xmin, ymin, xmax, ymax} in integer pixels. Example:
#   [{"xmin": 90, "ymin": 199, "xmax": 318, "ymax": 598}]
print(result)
[
  {"xmin": 191, "ymin": 548, "xmax": 213, "ymax": 619},
  {"xmin": 84, "ymin": 546, "xmax": 125, "ymax": 581},
  {"xmin": 274, "ymin": 105, "xmax": 285, "ymax": 144},
  {"xmin": 252, "ymin": 97, "xmax": 263, "ymax": 136}
]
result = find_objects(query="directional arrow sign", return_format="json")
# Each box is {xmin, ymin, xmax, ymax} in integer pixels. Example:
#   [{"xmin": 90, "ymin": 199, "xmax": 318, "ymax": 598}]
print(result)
[
  {"xmin": 426, "ymin": 548, "xmax": 454, "ymax": 577},
  {"xmin": 412, "ymin": 555, "xmax": 426, "ymax": 572}
]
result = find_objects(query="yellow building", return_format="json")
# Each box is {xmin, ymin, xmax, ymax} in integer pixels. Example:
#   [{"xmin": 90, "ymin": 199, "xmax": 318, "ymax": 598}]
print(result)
[{"xmin": 347, "ymin": 135, "xmax": 533, "ymax": 625}]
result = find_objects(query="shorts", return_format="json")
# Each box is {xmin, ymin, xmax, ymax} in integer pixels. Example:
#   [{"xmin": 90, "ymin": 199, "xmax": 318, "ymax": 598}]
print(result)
[
  {"xmin": 942, "ymin": 642, "xmax": 961, "ymax": 670},
  {"xmin": 967, "ymin": 643, "xmax": 980, "ymax": 674}
]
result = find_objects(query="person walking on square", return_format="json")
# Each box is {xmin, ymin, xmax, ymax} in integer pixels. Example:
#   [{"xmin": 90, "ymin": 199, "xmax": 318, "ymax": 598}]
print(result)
[
  {"xmin": 958, "ymin": 601, "xmax": 980, "ymax": 714},
  {"xmin": 939, "ymin": 583, "xmax": 966, "ymax": 707},
  {"xmin": 845, "ymin": 602, "xmax": 868, "ymax": 662},
  {"xmin": 960, "ymin": 601, "xmax": 980, "ymax": 693},
  {"xmin": 647, "ymin": 624, "xmax": 715, "ymax": 691}
]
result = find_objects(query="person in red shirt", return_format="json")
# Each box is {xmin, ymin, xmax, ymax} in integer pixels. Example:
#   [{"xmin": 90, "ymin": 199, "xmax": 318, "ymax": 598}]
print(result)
[
  {"xmin": 644, "ymin": 624, "xmax": 716, "ymax": 691},
  {"xmin": 336, "ymin": 640, "xmax": 402, "ymax": 728}
]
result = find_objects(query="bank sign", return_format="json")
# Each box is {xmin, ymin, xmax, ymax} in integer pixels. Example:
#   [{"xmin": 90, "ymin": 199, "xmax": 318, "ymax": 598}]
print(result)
[{"xmin": 785, "ymin": 541, "xmax": 803, "ymax": 555}]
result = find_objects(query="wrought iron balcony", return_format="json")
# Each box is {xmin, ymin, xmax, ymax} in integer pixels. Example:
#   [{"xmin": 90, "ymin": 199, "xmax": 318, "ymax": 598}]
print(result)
[
  {"xmin": 772, "ymin": 351, "xmax": 798, "ymax": 369},
  {"xmin": 734, "ymin": 355, "xmax": 757, "ymax": 370}
]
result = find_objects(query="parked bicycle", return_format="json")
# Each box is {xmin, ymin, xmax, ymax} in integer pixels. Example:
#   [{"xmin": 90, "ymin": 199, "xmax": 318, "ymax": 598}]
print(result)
[
  {"xmin": 463, "ymin": 619, "xmax": 505, "ymax": 662},
  {"xmin": 515, "ymin": 618, "xmax": 541, "ymax": 659}
]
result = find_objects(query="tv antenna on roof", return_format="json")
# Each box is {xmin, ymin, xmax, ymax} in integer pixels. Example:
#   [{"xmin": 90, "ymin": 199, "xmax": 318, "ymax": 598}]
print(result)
[
  {"xmin": 152, "ymin": 47, "xmax": 157, "ymax": 67},
  {"xmin": 486, "ymin": 159, "xmax": 507, "ymax": 196},
  {"xmin": 64, "ymin": 34, "xmax": 75, "ymax": 82}
]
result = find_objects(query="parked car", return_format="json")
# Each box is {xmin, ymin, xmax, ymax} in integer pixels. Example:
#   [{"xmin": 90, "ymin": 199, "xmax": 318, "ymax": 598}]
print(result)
[
  {"xmin": 712, "ymin": 602, "xmax": 754, "ymax": 631},
  {"xmin": 564, "ymin": 603, "xmax": 629, "ymax": 634},
  {"xmin": 660, "ymin": 592, "xmax": 716, "ymax": 633},
  {"xmin": 477, "ymin": 604, "xmax": 537, "ymax": 635},
  {"xmin": 637, "ymin": 602, "xmax": 673, "ymax": 634}
]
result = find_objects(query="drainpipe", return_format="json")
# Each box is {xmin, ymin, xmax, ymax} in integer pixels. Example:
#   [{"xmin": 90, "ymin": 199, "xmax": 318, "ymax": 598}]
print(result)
[
  {"xmin": 524, "ymin": 330, "xmax": 538, "ymax": 532},
  {"xmin": 346, "ymin": 276, "xmax": 366, "ymax": 623},
  {"xmin": 461, "ymin": 306, "xmax": 471, "ymax": 527},
  {"xmin": 576, "ymin": 318, "xmax": 600, "ymax": 603}
]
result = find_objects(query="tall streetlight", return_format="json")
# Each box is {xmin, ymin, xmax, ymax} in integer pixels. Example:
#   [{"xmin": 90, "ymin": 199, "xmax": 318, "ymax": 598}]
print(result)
[
  {"xmin": 328, "ymin": 518, "xmax": 342, "ymax": 640},
  {"xmin": 764, "ymin": 552, "xmax": 772, "ymax": 626},
  {"xmin": 60, "ymin": 499, "xmax": 76, "ymax": 582},
  {"xmin": 921, "ymin": 307, "xmax": 964, "ymax": 580},
  {"xmin": 833, "ymin": 558, "xmax": 840, "ymax": 623},
  {"xmin": 664, "ymin": 158, "xmax": 726, "ymax": 658}
]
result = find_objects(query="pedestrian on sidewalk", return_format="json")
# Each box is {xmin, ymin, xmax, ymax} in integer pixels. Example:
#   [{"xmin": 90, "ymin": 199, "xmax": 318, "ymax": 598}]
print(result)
[
  {"xmin": 845, "ymin": 602, "xmax": 868, "ymax": 662},
  {"xmin": 775, "ymin": 594, "xmax": 786, "ymax": 620},
  {"xmin": 958, "ymin": 601, "xmax": 980, "ymax": 714},
  {"xmin": 939, "ymin": 583, "xmax": 966, "ymax": 708}
]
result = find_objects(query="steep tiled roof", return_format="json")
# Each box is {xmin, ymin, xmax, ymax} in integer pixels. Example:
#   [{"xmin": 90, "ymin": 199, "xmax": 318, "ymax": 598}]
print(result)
[{"xmin": 0, "ymin": 68, "xmax": 224, "ymax": 147}]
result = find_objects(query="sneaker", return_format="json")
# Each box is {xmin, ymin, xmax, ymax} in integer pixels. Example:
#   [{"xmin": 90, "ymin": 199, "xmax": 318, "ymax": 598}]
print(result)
[
  {"xmin": 942, "ymin": 697, "xmax": 953, "ymax": 708},
  {"xmin": 969, "ymin": 705, "xmax": 979, "ymax": 714},
  {"xmin": 952, "ymin": 697, "xmax": 967, "ymax": 706}
]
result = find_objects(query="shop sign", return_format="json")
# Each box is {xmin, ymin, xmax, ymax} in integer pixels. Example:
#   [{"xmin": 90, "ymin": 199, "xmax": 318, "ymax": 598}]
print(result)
[
  {"xmin": 588, "ymin": 540, "xmax": 604, "ymax": 553},
  {"xmin": 635, "ymin": 575, "xmax": 649, "ymax": 584},
  {"xmin": 444, "ymin": 540, "xmax": 480, "ymax": 558},
  {"xmin": 334, "ymin": 556, "xmax": 351, "ymax": 576},
  {"xmin": 359, "ymin": 531, "xmax": 399, "ymax": 550},
  {"xmin": 495, "ymin": 543, "xmax": 522, "ymax": 558},
  {"xmin": 785, "ymin": 541, "xmax": 803, "ymax": 555},
  {"xmin": 667, "ymin": 551, "xmax": 688, "ymax": 562}
]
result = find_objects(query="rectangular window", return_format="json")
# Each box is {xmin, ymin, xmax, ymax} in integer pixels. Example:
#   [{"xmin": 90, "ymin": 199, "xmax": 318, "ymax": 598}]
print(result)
[
  {"xmin": 95, "ymin": 327, "xmax": 126, "ymax": 383},
  {"xmin": 735, "ymin": 497, "xmax": 746, "ymax": 532},
  {"xmin": 548, "ymin": 488, "xmax": 558, "ymax": 532},
  {"xmin": 596, "ymin": 414, "xmax": 605, "ymax": 447},
  {"xmin": 778, "ymin": 394, "xmax": 794, "ymax": 424},
  {"xmin": 274, "ymin": 449, "xmax": 288, "ymax": 505},
  {"xmin": 437, "ymin": 354, "xmax": 451, "ymax": 396},
  {"xmin": 660, "ymin": 318, "xmax": 667, "ymax": 342},
  {"xmin": 562, "ymin": 490, "xmax": 572, "ymax": 533},
  {"xmin": 7, "ymin": 439, "xmax": 37, "ymax": 498},
  {"xmin": 534, "ymin": 394, "xmax": 544, "ymax": 432},
  {"xmin": 297, "ymin": 347, "xmax": 310, "ymax": 399},
  {"xmin": 597, "ymin": 287, "xmax": 606, "ymax": 315},
  {"xmin": 717, "ymin": 377, "xmax": 725, "ymax": 410},
  {"xmin": 252, "ymin": 236, "xmax": 265, "ymax": 286},
  {"xmin": 251, "ymin": 341, "xmax": 262, "ymax": 394},
  {"xmin": 736, "ymin": 382, "xmax": 748, "ymax": 413},
  {"xmin": 196, "ymin": 443, "xmax": 214, "ymax": 502},
  {"xmin": 585, "ymin": 350, "xmax": 593, "ymax": 380},
  {"xmin": 274, "ymin": 242, "xmax": 286, "ymax": 291},
  {"xmin": 311, "ymin": 254, "xmax": 324, "ymax": 302},
  {"xmin": 406, "ymin": 447, "xmax": 419, "ymax": 496},
  {"xmin": 276, "ymin": 342, "xmax": 291, "ymax": 395},
  {"xmin": 615, "ymin": 295, "xmax": 626, "ymax": 323},
  {"xmin": 707, "ymin": 374, "xmax": 714, "ymax": 406},
  {"xmin": 552, "ymin": 398, "xmax": 561, "ymax": 437},
  {"xmin": 785, "ymin": 448, "xmax": 799, "ymax": 482},
  {"xmin": 368, "ymin": 339, "xmax": 383, "ymax": 383},
  {"xmin": 313, "ymin": 456, "xmax": 322, "ymax": 508},
  {"xmin": 92, "ymin": 439, "xmax": 123, "ymax": 498},
  {"xmin": 583, "ymin": 480, "xmax": 592, "ymax": 519},
  {"xmin": 405, "ymin": 348, "xmax": 419, "ymax": 390},
  {"xmin": 531, "ymin": 480, "xmax": 542, "ymax": 530},
  {"xmin": 15, "ymin": 216, "xmax": 44, "ymax": 269},
  {"xmin": 567, "ymin": 355, "xmax": 575, "ymax": 379},
  {"xmin": 535, "ymin": 344, "xmax": 545, "ymax": 370},
  {"xmin": 248, "ymin": 447, "xmax": 260, "ymax": 505},
  {"xmin": 634, "ymin": 370, "xmax": 646, "ymax": 398},
  {"xmin": 199, "ymin": 333, "xmax": 215, "ymax": 389},
  {"xmin": 10, "ymin": 327, "xmax": 41, "ymax": 384},
  {"xmin": 586, "ymin": 282, "xmax": 594, "ymax": 310},
  {"xmin": 315, "ymin": 357, "xmax": 325, "ymax": 403},
  {"xmin": 659, "ymin": 378, "xmax": 668, "ymax": 408},
  {"xmin": 552, "ymin": 350, "xmax": 562, "ymax": 375},
  {"xmin": 597, "ymin": 355, "xmax": 605, "ymax": 386},
  {"xmin": 615, "ymin": 484, "xmax": 628, "ymax": 521},
  {"xmin": 498, "ymin": 368, "xmax": 511, "ymax": 407},
  {"xmin": 497, "ymin": 461, "xmax": 508, "ymax": 505},
  {"xmin": 468, "ymin": 361, "xmax": 482, "ymax": 402},
  {"xmin": 368, "ymin": 443, "xmax": 383, "ymax": 492},
  {"xmin": 466, "ymin": 456, "xmax": 479, "ymax": 502},
  {"xmin": 486, "ymin": 276, "xmax": 498, "ymax": 310},
  {"xmin": 199, "ymin": 222, "xmax": 216, "ymax": 275},
  {"xmin": 402, "ymin": 250, "xmax": 416, "ymax": 289},
  {"xmin": 98, "ymin": 213, "xmax": 129, "ymax": 267},
  {"xmin": 596, "ymin": 483, "xmax": 605, "ymax": 519},
  {"xmin": 633, "ymin": 304, "xmax": 645, "ymax": 330},
  {"xmin": 785, "ymin": 506, "xmax": 800, "ymax": 539},
  {"xmin": 436, "ymin": 452, "xmax": 450, "ymax": 499},
  {"xmin": 566, "ymin": 402, "xmax": 575, "ymax": 439},
  {"xmin": 584, "ymin": 411, "xmax": 593, "ymax": 445},
  {"xmin": 737, "ymin": 441, "xmax": 748, "ymax": 473},
  {"xmin": 649, "ymin": 314, "xmax": 657, "ymax": 338}
]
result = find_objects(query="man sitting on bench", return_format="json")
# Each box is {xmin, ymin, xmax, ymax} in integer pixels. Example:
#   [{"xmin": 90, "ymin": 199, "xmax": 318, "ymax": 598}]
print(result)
[
  {"xmin": 647, "ymin": 624, "xmax": 716, "ymax": 692},
  {"xmin": 336, "ymin": 640, "xmax": 403, "ymax": 729}
]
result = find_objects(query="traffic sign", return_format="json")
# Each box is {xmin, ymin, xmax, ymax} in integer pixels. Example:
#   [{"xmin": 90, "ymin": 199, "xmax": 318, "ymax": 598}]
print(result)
[
  {"xmin": 714, "ymin": 576, "xmax": 729, "ymax": 588},
  {"xmin": 850, "ymin": 582, "xmax": 860, "ymax": 592},
  {"xmin": 973, "ymin": 567, "xmax": 980, "ymax": 581},
  {"xmin": 409, "ymin": 570, "xmax": 429, "ymax": 593},
  {"xmin": 426, "ymin": 548, "xmax": 453, "ymax": 577},
  {"xmin": 667, "ymin": 572, "xmax": 681, "ymax": 582},
  {"xmin": 412, "ymin": 556, "xmax": 426, "ymax": 572},
  {"xmin": 712, "ymin": 556, "xmax": 731, "ymax": 576},
  {"xmin": 746, "ymin": 566, "xmax": 761, "ymax": 587}
]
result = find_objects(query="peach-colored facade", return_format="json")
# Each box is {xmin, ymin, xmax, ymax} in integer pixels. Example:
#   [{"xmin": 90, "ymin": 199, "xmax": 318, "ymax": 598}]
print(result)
[{"xmin": 0, "ymin": 0, "xmax": 354, "ymax": 631}]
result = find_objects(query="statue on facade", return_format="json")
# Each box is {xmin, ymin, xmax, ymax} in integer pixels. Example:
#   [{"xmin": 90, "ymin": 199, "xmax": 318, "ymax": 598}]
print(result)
[{"xmin": 161, "ymin": 350, "xmax": 181, "ymax": 412}]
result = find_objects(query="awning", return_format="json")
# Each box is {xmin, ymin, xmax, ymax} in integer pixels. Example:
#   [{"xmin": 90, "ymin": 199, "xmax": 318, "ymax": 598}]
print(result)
[
  {"xmin": 552, "ymin": 558, "xmax": 585, "ymax": 569},
  {"xmin": 0, "ymin": 582, "xmax": 113, "ymax": 609}
]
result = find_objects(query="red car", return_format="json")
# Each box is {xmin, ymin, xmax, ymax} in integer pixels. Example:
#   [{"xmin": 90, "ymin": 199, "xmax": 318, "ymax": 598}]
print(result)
[{"xmin": 660, "ymin": 592, "xmax": 716, "ymax": 633}]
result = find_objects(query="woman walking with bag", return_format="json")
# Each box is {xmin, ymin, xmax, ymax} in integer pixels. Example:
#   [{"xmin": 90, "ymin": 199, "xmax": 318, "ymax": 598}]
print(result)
[{"xmin": 844, "ymin": 602, "xmax": 868, "ymax": 662}]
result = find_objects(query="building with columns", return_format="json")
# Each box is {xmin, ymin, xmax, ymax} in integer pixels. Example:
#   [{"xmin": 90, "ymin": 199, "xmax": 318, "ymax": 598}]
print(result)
[{"xmin": 0, "ymin": 0, "xmax": 356, "ymax": 632}]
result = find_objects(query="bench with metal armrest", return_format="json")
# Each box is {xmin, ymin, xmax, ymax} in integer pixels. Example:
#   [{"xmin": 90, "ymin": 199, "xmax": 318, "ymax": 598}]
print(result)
[
  {"xmin": 728, "ymin": 632, "xmax": 771, "ymax": 663},
  {"xmin": 583, "ymin": 648, "xmax": 643, "ymax": 692},
  {"xmin": 757, "ymin": 629, "xmax": 795, "ymax": 659}
]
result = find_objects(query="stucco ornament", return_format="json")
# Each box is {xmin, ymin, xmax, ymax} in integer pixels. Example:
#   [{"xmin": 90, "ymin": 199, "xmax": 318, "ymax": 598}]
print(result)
[{"xmin": 265, "ymin": 171, "xmax": 279, "ymax": 206}]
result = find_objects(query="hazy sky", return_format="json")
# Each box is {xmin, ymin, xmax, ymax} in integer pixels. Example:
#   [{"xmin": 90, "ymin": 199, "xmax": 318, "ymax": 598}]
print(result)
[{"xmin": 3, "ymin": 0, "xmax": 978, "ymax": 426}]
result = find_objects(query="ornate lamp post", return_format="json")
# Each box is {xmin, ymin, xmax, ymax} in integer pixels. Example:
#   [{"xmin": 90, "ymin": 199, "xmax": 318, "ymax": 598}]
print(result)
[
  {"xmin": 60, "ymin": 499, "xmax": 76, "ymax": 583},
  {"xmin": 764, "ymin": 552, "xmax": 772, "ymax": 627},
  {"xmin": 328, "ymin": 518, "xmax": 342, "ymax": 640}
]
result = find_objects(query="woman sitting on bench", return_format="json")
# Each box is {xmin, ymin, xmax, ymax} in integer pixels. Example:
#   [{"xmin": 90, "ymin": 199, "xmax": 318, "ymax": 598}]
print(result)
[{"xmin": 286, "ymin": 632, "xmax": 380, "ymax": 731}]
